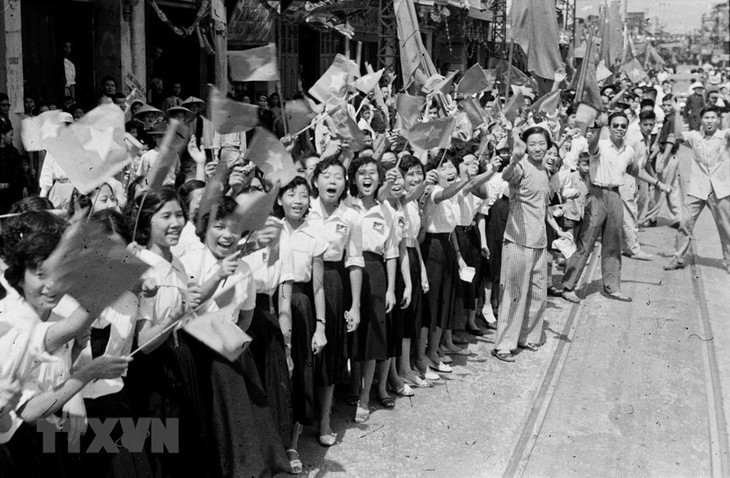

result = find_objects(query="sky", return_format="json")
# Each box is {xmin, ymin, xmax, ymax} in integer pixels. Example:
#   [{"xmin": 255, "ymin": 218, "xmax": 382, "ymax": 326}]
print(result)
[{"xmin": 577, "ymin": 0, "xmax": 716, "ymax": 34}]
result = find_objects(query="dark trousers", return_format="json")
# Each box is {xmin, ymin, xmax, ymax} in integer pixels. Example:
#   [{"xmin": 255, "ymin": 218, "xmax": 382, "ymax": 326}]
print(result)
[{"xmin": 562, "ymin": 186, "xmax": 623, "ymax": 293}]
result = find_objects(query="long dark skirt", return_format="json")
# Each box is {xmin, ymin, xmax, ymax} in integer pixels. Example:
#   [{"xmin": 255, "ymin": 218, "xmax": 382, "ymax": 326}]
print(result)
[
  {"xmin": 2, "ymin": 420, "xmax": 83, "ymax": 478},
  {"xmin": 317, "ymin": 261, "xmax": 350, "ymax": 386},
  {"xmin": 349, "ymin": 251, "xmax": 388, "ymax": 361},
  {"xmin": 80, "ymin": 324, "xmax": 153, "ymax": 478},
  {"xmin": 290, "ymin": 282, "xmax": 317, "ymax": 425},
  {"xmin": 126, "ymin": 331, "xmax": 215, "ymax": 478},
  {"xmin": 422, "ymin": 233, "xmax": 458, "ymax": 331},
  {"xmin": 455, "ymin": 225, "xmax": 482, "ymax": 311},
  {"xmin": 208, "ymin": 341, "xmax": 291, "ymax": 477},
  {"xmin": 248, "ymin": 293, "xmax": 293, "ymax": 445},
  {"xmin": 400, "ymin": 247, "xmax": 424, "ymax": 339}
]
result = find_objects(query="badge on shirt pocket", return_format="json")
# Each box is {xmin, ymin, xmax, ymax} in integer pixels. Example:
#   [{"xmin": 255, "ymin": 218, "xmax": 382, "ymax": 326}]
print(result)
[
  {"xmin": 373, "ymin": 221, "xmax": 384, "ymax": 233},
  {"xmin": 335, "ymin": 224, "xmax": 349, "ymax": 235},
  {"xmin": 398, "ymin": 217, "xmax": 406, "ymax": 230}
]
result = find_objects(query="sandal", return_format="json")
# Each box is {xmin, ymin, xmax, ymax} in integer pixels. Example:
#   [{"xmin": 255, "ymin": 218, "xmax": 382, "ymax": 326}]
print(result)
[
  {"xmin": 452, "ymin": 336, "xmax": 469, "ymax": 345},
  {"xmin": 520, "ymin": 343, "xmax": 540, "ymax": 352},
  {"xmin": 286, "ymin": 449, "xmax": 303, "ymax": 474},
  {"xmin": 355, "ymin": 402, "xmax": 370, "ymax": 423},
  {"xmin": 428, "ymin": 359, "xmax": 453, "ymax": 373},
  {"xmin": 491, "ymin": 349, "xmax": 515, "ymax": 363},
  {"xmin": 402, "ymin": 373, "xmax": 433, "ymax": 388},
  {"xmin": 415, "ymin": 368, "xmax": 440, "ymax": 381},
  {"xmin": 377, "ymin": 395, "xmax": 396, "ymax": 408},
  {"xmin": 389, "ymin": 383, "xmax": 415, "ymax": 397}
]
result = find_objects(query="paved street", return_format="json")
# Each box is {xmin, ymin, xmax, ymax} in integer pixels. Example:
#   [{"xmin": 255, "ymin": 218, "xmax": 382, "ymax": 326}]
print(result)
[{"xmin": 293, "ymin": 146, "xmax": 730, "ymax": 477}]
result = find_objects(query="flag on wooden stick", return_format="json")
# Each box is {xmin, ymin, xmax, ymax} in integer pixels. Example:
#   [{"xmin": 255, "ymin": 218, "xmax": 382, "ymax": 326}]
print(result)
[
  {"xmin": 209, "ymin": 85, "xmax": 259, "ymax": 135},
  {"xmin": 235, "ymin": 184, "xmax": 281, "ymax": 233},
  {"xmin": 309, "ymin": 54, "xmax": 360, "ymax": 105},
  {"xmin": 510, "ymin": 0, "xmax": 563, "ymax": 80},
  {"xmin": 228, "ymin": 43, "xmax": 279, "ymax": 82},
  {"xmin": 41, "ymin": 105, "xmax": 130, "ymax": 195},
  {"xmin": 145, "ymin": 120, "xmax": 189, "ymax": 191},
  {"xmin": 246, "ymin": 127, "xmax": 298, "ymax": 186},
  {"xmin": 396, "ymin": 94, "xmax": 426, "ymax": 131},
  {"xmin": 402, "ymin": 117, "xmax": 455, "ymax": 152},
  {"xmin": 457, "ymin": 64, "xmax": 493, "ymax": 96}
]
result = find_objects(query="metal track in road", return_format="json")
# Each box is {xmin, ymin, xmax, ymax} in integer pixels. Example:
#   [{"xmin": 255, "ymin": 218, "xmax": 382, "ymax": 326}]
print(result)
[
  {"xmin": 503, "ymin": 242, "xmax": 729, "ymax": 477},
  {"xmin": 688, "ymin": 237, "xmax": 730, "ymax": 477},
  {"xmin": 502, "ymin": 249, "xmax": 602, "ymax": 478}
]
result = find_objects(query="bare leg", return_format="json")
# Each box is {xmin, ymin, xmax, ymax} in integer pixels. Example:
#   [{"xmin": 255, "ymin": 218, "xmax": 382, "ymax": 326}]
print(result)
[{"xmin": 317, "ymin": 386, "xmax": 335, "ymax": 438}]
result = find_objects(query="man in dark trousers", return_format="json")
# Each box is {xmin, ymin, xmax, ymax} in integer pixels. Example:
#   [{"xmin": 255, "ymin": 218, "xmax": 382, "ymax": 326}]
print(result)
[
  {"xmin": 684, "ymin": 82, "xmax": 706, "ymax": 131},
  {"xmin": 560, "ymin": 112, "xmax": 672, "ymax": 303}
]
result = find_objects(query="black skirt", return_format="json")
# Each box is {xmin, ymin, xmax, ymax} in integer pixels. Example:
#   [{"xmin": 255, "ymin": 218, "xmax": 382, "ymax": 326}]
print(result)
[
  {"xmin": 248, "ymin": 293, "xmax": 294, "ymax": 445},
  {"xmin": 317, "ymin": 261, "xmax": 351, "ymax": 386},
  {"xmin": 290, "ymin": 281, "xmax": 317, "ymax": 425},
  {"xmin": 349, "ymin": 251, "xmax": 389, "ymax": 361},
  {"xmin": 422, "ymin": 233, "xmax": 458, "ymax": 330},
  {"xmin": 126, "ymin": 330, "xmax": 215, "ymax": 478},
  {"xmin": 455, "ymin": 225, "xmax": 482, "ymax": 309},
  {"xmin": 392, "ymin": 247, "xmax": 423, "ymax": 343}
]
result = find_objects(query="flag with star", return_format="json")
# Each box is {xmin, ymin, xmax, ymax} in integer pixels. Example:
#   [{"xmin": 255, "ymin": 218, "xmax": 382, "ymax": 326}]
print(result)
[
  {"xmin": 235, "ymin": 183, "xmax": 281, "ymax": 233},
  {"xmin": 41, "ymin": 106, "xmax": 130, "ymax": 195},
  {"xmin": 401, "ymin": 117, "xmax": 455, "ymax": 154},
  {"xmin": 246, "ymin": 127, "xmax": 298, "ymax": 186},
  {"xmin": 21, "ymin": 110, "xmax": 65, "ymax": 152},
  {"xmin": 396, "ymin": 94, "xmax": 426, "ymax": 130},
  {"xmin": 354, "ymin": 68, "xmax": 384, "ymax": 94},
  {"xmin": 209, "ymin": 85, "xmax": 259, "ymax": 135},
  {"xmin": 503, "ymin": 86, "xmax": 526, "ymax": 125},
  {"xmin": 308, "ymin": 54, "xmax": 360, "ymax": 105},
  {"xmin": 457, "ymin": 64, "xmax": 493, "ymax": 97},
  {"xmin": 328, "ymin": 104, "xmax": 365, "ymax": 151},
  {"xmin": 228, "ymin": 43, "xmax": 279, "ymax": 82},
  {"xmin": 285, "ymin": 98, "xmax": 317, "ymax": 135},
  {"xmin": 461, "ymin": 97, "xmax": 488, "ymax": 128}
]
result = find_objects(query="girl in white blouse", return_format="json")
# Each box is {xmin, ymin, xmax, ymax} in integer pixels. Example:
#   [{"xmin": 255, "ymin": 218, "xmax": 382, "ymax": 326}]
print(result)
[
  {"xmin": 308, "ymin": 157, "xmax": 364, "ymax": 445},
  {"xmin": 277, "ymin": 176, "xmax": 328, "ymax": 464},
  {"xmin": 128, "ymin": 186, "xmax": 212, "ymax": 478},
  {"xmin": 347, "ymin": 155, "xmax": 399, "ymax": 424},
  {"xmin": 181, "ymin": 195, "xmax": 291, "ymax": 477}
]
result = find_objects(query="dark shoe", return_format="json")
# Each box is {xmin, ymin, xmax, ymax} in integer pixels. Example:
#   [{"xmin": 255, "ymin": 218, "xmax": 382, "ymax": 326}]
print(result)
[
  {"xmin": 547, "ymin": 286, "xmax": 563, "ymax": 297},
  {"xmin": 602, "ymin": 290, "xmax": 632, "ymax": 302},
  {"xmin": 491, "ymin": 349, "xmax": 515, "ymax": 362},
  {"xmin": 663, "ymin": 257, "xmax": 685, "ymax": 270},
  {"xmin": 669, "ymin": 222, "xmax": 680, "ymax": 229},
  {"xmin": 640, "ymin": 219, "xmax": 657, "ymax": 228},
  {"xmin": 561, "ymin": 290, "xmax": 581, "ymax": 304},
  {"xmin": 466, "ymin": 327, "xmax": 486, "ymax": 336}
]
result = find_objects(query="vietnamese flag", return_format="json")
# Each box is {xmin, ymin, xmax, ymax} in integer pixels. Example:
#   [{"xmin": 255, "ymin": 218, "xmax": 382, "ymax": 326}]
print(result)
[
  {"xmin": 458, "ymin": 64, "xmax": 492, "ymax": 96},
  {"xmin": 509, "ymin": 0, "xmax": 563, "ymax": 81},
  {"xmin": 228, "ymin": 43, "xmax": 279, "ymax": 82}
]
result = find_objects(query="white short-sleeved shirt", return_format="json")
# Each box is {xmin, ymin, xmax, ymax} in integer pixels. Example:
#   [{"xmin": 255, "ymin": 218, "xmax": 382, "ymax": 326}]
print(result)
[
  {"xmin": 38, "ymin": 154, "xmax": 69, "ymax": 191},
  {"xmin": 308, "ymin": 198, "xmax": 365, "ymax": 268},
  {"xmin": 181, "ymin": 247, "xmax": 257, "ymax": 318},
  {"xmin": 349, "ymin": 197, "xmax": 399, "ymax": 260},
  {"xmin": 171, "ymin": 221, "xmax": 205, "ymax": 259},
  {"xmin": 279, "ymin": 220, "xmax": 329, "ymax": 283},
  {"xmin": 135, "ymin": 248, "xmax": 188, "ymax": 325},
  {"xmin": 402, "ymin": 201, "xmax": 421, "ymax": 242},
  {"xmin": 683, "ymin": 129, "xmax": 730, "ymax": 200},
  {"xmin": 457, "ymin": 191, "xmax": 480, "ymax": 226},
  {"xmin": 0, "ymin": 296, "xmax": 79, "ymax": 443},
  {"xmin": 241, "ymin": 245, "xmax": 293, "ymax": 296},
  {"xmin": 424, "ymin": 186, "xmax": 460, "ymax": 233},
  {"xmin": 590, "ymin": 138, "xmax": 637, "ymax": 188},
  {"xmin": 385, "ymin": 201, "xmax": 408, "ymax": 245},
  {"xmin": 479, "ymin": 172, "xmax": 508, "ymax": 214},
  {"xmin": 138, "ymin": 149, "xmax": 178, "ymax": 187}
]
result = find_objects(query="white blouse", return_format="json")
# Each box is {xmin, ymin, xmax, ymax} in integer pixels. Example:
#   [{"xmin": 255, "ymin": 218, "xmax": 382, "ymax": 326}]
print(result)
[
  {"xmin": 279, "ymin": 220, "xmax": 328, "ymax": 283},
  {"xmin": 170, "ymin": 221, "xmax": 205, "ymax": 259},
  {"xmin": 181, "ymin": 247, "xmax": 256, "ymax": 318},
  {"xmin": 348, "ymin": 197, "xmax": 399, "ymax": 260},
  {"xmin": 424, "ymin": 186, "xmax": 460, "ymax": 234},
  {"xmin": 402, "ymin": 201, "xmax": 421, "ymax": 243},
  {"xmin": 308, "ymin": 197, "xmax": 364, "ymax": 268},
  {"xmin": 135, "ymin": 248, "xmax": 188, "ymax": 326}
]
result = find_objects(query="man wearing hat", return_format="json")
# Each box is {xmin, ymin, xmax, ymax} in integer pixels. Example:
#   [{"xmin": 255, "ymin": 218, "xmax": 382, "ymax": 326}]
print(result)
[
  {"xmin": 136, "ymin": 121, "xmax": 178, "ymax": 187},
  {"xmin": 684, "ymin": 82, "xmax": 706, "ymax": 131}
]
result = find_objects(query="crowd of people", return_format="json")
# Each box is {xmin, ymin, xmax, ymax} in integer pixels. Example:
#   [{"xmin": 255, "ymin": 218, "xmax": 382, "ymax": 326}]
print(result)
[{"xmin": 0, "ymin": 57, "xmax": 729, "ymax": 478}]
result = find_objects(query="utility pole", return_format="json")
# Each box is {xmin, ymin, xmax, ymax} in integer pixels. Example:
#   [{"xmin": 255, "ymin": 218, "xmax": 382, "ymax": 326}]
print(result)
[{"xmin": 211, "ymin": 0, "xmax": 227, "ymax": 92}]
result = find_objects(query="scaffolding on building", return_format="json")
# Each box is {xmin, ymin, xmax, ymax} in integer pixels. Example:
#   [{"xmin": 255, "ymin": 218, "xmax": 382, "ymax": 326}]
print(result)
[
  {"xmin": 488, "ymin": 0, "xmax": 507, "ymax": 59},
  {"xmin": 377, "ymin": 0, "xmax": 399, "ymax": 74}
]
